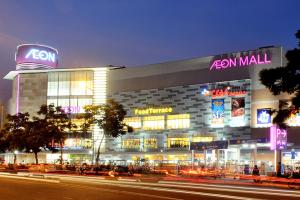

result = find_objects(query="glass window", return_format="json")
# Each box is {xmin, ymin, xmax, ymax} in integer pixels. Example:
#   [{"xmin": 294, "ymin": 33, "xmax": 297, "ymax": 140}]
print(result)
[
  {"xmin": 122, "ymin": 139, "xmax": 140, "ymax": 149},
  {"xmin": 70, "ymin": 71, "xmax": 93, "ymax": 95},
  {"xmin": 47, "ymin": 72, "xmax": 58, "ymax": 96},
  {"xmin": 144, "ymin": 138, "xmax": 157, "ymax": 148},
  {"xmin": 143, "ymin": 115, "xmax": 164, "ymax": 130},
  {"xmin": 167, "ymin": 114, "xmax": 190, "ymax": 129},
  {"xmin": 48, "ymin": 71, "xmax": 93, "ymax": 97},
  {"xmin": 58, "ymin": 72, "xmax": 70, "ymax": 96},
  {"xmin": 167, "ymin": 138, "xmax": 189, "ymax": 148},
  {"xmin": 57, "ymin": 99, "xmax": 70, "ymax": 108},
  {"xmin": 47, "ymin": 99, "xmax": 57, "ymax": 107},
  {"xmin": 192, "ymin": 137, "xmax": 213, "ymax": 142},
  {"xmin": 124, "ymin": 117, "xmax": 142, "ymax": 130}
]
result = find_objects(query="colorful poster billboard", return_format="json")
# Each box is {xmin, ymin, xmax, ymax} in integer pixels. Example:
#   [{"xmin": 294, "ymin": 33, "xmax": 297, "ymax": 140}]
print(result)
[
  {"xmin": 257, "ymin": 108, "xmax": 271, "ymax": 124},
  {"xmin": 231, "ymin": 97, "xmax": 245, "ymax": 117},
  {"xmin": 211, "ymin": 99, "xmax": 225, "ymax": 125},
  {"xmin": 270, "ymin": 125, "xmax": 287, "ymax": 150},
  {"xmin": 15, "ymin": 44, "xmax": 58, "ymax": 70}
]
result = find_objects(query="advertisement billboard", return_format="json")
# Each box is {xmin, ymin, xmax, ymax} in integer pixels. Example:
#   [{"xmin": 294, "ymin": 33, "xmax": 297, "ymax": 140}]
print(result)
[
  {"xmin": 15, "ymin": 44, "xmax": 58, "ymax": 70},
  {"xmin": 270, "ymin": 125, "xmax": 287, "ymax": 150},
  {"xmin": 257, "ymin": 108, "xmax": 271, "ymax": 124},
  {"xmin": 231, "ymin": 97, "xmax": 245, "ymax": 117},
  {"xmin": 211, "ymin": 99, "xmax": 224, "ymax": 126}
]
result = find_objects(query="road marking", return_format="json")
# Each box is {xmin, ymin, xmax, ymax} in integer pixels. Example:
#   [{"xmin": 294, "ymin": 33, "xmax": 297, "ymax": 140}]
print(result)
[
  {"xmin": 0, "ymin": 174, "xmax": 60, "ymax": 183},
  {"xmin": 63, "ymin": 197, "xmax": 73, "ymax": 200},
  {"xmin": 159, "ymin": 181, "xmax": 300, "ymax": 194},
  {"xmin": 62, "ymin": 177, "xmax": 300, "ymax": 198},
  {"xmin": 60, "ymin": 183, "xmax": 184, "ymax": 200},
  {"xmin": 61, "ymin": 178, "xmax": 263, "ymax": 200}
]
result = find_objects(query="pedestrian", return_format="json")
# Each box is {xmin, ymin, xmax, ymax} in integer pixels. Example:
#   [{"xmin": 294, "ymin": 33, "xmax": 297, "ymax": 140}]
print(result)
[{"xmin": 252, "ymin": 165, "xmax": 260, "ymax": 176}]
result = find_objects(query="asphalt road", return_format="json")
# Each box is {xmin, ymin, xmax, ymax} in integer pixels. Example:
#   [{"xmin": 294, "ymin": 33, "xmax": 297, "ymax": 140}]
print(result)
[{"xmin": 1, "ymin": 175, "xmax": 300, "ymax": 200}]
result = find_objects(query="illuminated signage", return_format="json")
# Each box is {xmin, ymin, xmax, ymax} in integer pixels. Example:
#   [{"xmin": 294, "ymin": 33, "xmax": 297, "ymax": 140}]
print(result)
[
  {"xmin": 210, "ymin": 52, "xmax": 271, "ymax": 71},
  {"xmin": 61, "ymin": 106, "xmax": 81, "ymax": 114},
  {"xmin": 270, "ymin": 125, "xmax": 287, "ymax": 150},
  {"xmin": 15, "ymin": 44, "xmax": 58, "ymax": 70},
  {"xmin": 257, "ymin": 108, "xmax": 271, "ymax": 124},
  {"xmin": 134, "ymin": 107, "xmax": 173, "ymax": 115},
  {"xmin": 204, "ymin": 88, "xmax": 247, "ymax": 98}
]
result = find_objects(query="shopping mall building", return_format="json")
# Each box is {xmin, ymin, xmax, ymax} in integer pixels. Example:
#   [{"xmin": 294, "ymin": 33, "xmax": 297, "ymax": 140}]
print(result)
[{"xmin": 3, "ymin": 44, "xmax": 300, "ymax": 171}]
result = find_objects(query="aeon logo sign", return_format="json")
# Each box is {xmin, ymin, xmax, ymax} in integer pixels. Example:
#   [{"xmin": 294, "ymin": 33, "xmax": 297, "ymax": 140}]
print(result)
[
  {"xmin": 15, "ymin": 44, "xmax": 58, "ymax": 70},
  {"xmin": 25, "ymin": 49, "xmax": 56, "ymax": 63},
  {"xmin": 210, "ymin": 52, "xmax": 271, "ymax": 71}
]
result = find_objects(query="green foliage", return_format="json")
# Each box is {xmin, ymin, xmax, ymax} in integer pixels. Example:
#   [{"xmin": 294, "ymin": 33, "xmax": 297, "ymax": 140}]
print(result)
[
  {"xmin": 37, "ymin": 104, "xmax": 76, "ymax": 166},
  {"xmin": 4, "ymin": 113, "xmax": 30, "ymax": 153},
  {"xmin": 0, "ymin": 104, "xmax": 76, "ymax": 164},
  {"xmin": 0, "ymin": 129, "xmax": 9, "ymax": 153},
  {"xmin": 259, "ymin": 30, "xmax": 300, "ymax": 128},
  {"xmin": 78, "ymin": 99, "xmax": 132, "ymax": 165}
]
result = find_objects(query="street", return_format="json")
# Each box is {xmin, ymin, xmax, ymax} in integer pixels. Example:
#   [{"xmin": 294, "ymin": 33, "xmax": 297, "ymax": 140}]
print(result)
[{"xmin": 1, "ymin": 175, "xmax": 300, "ymax": 200}]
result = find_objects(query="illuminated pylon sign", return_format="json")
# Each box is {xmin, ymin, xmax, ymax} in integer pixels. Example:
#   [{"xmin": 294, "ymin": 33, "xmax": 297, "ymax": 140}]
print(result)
[{"xmin": 270, "ymin": 125, "xmax": 287, "ymax": 150}]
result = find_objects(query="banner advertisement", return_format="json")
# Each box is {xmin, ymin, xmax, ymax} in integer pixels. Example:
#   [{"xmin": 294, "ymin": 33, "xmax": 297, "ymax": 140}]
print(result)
[
  {"xmin": 230, "ymin": 97, "xmax": 245, "ymax": 127},
  {"xmin": 211, "ymin": 99, "xmax": 224, "ymax": 126},
  {"xmin": 270, "ymin": 125, "xmax": 287, "ymax": 150},
  {"xmin": 257, "ymin": 108, "xmax": 271, "ymax": 125},
  {"xmin": 231, "ymin": 97, "xmax": 245, "ymax": 117}
]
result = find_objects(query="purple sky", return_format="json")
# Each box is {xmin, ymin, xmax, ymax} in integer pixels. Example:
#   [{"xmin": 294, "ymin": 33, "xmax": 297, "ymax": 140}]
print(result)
[{"xmin": 0, "ymin": 0, "xmax": 299, "ymax": 103}]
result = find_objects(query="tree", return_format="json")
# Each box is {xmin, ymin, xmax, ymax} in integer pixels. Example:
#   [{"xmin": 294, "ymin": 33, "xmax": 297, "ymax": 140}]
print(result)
[
  {"xmin": 37, "ymin": 104, "xmax": 75, "ymax": 166},
  {"xmin": 79, "ymin": 99, "xmax": 132, "ymax": 166},
  {"xmin": 260, "ymin": 30, "xmax": 300, "ymax": 128},
  {"xmin": 23, "ymin": 117, "xmax": 50, "ymax": 164},
  {"xmin": 4, "ymin": 113, "xmax": 30, "ymax": 164},
  {"xmin": 0, "ymin": 129, "xmax": 9, "ymax": 153}
]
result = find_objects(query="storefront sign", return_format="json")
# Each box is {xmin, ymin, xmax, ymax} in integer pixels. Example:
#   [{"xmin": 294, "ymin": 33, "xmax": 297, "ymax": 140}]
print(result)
[
  {"xmin": 211, "ymin": 99, "xmax": 224, "ymax": 126},
  {"xmin": 134, "ymin": 107, "xmax": 173, "ymax": 115},
  {"xmin": 61, "ymin": 106, "xmax": 82, "ymax": 113},
  {"xmin": 210, "ymin": 52, "xmax": 271, "ymax": 71},
  {"xmin": 257, "ymin": 108, "xmax": 271, "ymax": 124},
  {"xmin": 15, "ymin": 44, "xmax": 58, "ymax": 70},
  {"xmin": 190, "ymin": 140, "xmax": 228, "ymax": 150},
  {"xmin": 270, "ymin": 125, "xmax": 287, "ymax": 150},
  {"xmin": 206, "ymin": 88, "xmax": 247, "ymax": 98}
]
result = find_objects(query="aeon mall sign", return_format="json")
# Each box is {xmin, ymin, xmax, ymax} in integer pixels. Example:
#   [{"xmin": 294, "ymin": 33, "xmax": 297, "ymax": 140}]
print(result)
[
  {"xmin": 15, "ymin": 44, "xmax": 58, "ymax": 70},
  {"xmin": 210, "ymin": 52, "xmax": 271, "ymax": 71}
]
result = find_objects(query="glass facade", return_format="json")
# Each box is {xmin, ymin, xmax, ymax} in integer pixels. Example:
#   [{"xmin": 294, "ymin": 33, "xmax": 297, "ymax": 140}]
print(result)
[
  {"xmin": 47, "ymin": 71, "xmax": 94, "ymax": 114},
  {"xmin": 47, "ymin": 71, "xmax": 94, "ymax": 151}
]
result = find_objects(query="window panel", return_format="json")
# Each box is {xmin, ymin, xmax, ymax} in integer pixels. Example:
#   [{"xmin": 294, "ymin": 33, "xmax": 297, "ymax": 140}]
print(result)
[
  {"xmin": 122, "ymin": 139, "xmax": 140, "ymax": 149},
  {"xmin": 124, "ymin": 117, "xmax": 142, "ymax": 129},
  {"xmin": 58, "ymin": 72, "xmax": 70, "ymax": 96},
  {"xmin": 167, "ymin": 138, "xmax": 189, "ymax": 148},
  {"xmin": 192, "ymin": 137, "xmax": 213, "ymax": 142},
  {"xmin": 143, "ymin": 115, "xmax": 164, "ymax": 130},
  {"xmin": 144, "ymin": 138, "xmax": 157, "ymax": 148},
  {"xmin": 167, "ymin": 114, "xmax": 190, "ymax": 129}
]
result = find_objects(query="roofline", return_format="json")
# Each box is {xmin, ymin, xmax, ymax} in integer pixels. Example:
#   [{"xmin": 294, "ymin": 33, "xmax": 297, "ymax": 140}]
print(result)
[{"xmin": 3, "ymin": 67, "xmax": 109, "ymax": 80}]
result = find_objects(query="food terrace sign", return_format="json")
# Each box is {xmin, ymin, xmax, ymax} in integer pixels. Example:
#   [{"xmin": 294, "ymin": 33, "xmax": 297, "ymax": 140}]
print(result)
[
  {"xmin": 134, "ymin": 107, "xmax": 173, "ymax": 115},
  {"xmin": 210, "ymin": 52, "xmax": 271, "ymax": 71}
]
